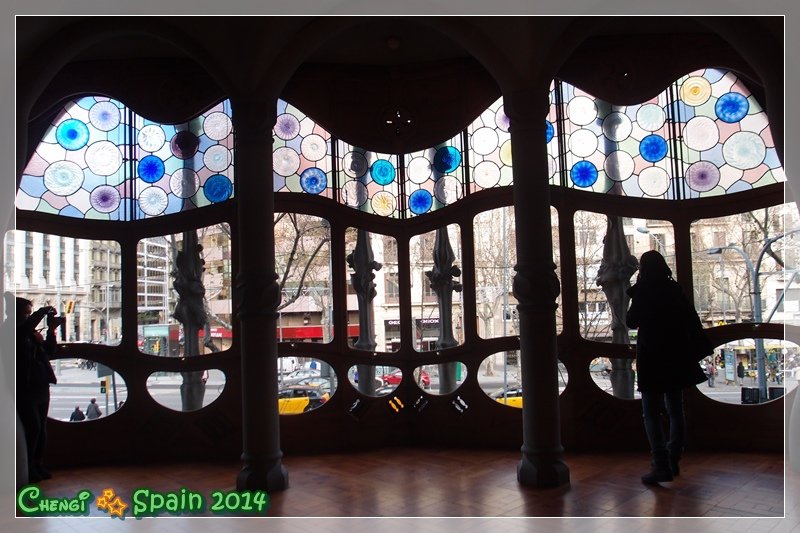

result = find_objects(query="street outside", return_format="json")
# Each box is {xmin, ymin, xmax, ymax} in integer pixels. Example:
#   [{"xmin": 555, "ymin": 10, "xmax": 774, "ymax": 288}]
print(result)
[
  {"xmin": 46, "ymin": 359, "xmax": 225, "ymax": 421},
  {"xmin": 44, "ymin": 358, "xmax": 798, "ymax": 422}
]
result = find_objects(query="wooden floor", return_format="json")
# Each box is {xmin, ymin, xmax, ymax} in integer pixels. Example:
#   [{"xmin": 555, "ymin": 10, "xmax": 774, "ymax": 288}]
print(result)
[{"xmin": 8, "ymin": 447, "xmax": 798, "ymax": 532}]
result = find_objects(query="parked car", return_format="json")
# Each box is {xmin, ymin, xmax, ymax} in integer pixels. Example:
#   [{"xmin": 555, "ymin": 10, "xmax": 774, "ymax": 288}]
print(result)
[
  {"xmin": 277, "ymin": 384, "xmax": 330, "ymax": 414},
  {"xmin": 382, "ymin": 368, "xmax": 430, "ymax": 389},
  {"xmin": 489, "ymin": 386, "xmax": 523, "ymax": 408},
  {"xmin": 280, "ymin": 368, "xmax": 321, "ymax": 385}
]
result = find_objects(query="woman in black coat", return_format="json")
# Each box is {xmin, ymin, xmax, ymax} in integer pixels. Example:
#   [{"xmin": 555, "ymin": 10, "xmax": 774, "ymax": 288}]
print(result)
[{"xmin": 626, "ymin": 251, "xmax": 707, "ymax": 484}]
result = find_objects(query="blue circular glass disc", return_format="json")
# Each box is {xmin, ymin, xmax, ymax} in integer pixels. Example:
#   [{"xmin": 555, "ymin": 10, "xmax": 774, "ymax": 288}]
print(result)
[
  {"xmin": 545, "ymin": 121, "xmax": 555, "ymax": 143},
  {"xmin": 56, "ymin": 119, "xmax": 90, "ymax": 150},
  {"xmin": 371, "ymin": 159, "xmax": 396, "ymax": 185},
  {"xmin": 137, "ymin": 155, "xmax": 165, "ymax": 183},
  {"xmin": 433, "ymin": 146, "xmax": 462, "ymax": 174},
  {"xmin": 639, "ymin": 134, "xmax": 668, "ymax": 162},
  {"xmin": 570, "ymin": 161, "xmax": 598, "ymax": 187},
  {"xmin": 300, "ymin": 167, "xmax": 327, "ymax": 194},
  {"xmin": 409, "ymin": 189, "xmax": 433, "ymax": 214},
  {"xmin": 715, "ymin": 92, "xmax": 749, "ymax": 123},
  {"xmin": 204, "ymin": 174, "xmax": 233, "ymax": 203}
]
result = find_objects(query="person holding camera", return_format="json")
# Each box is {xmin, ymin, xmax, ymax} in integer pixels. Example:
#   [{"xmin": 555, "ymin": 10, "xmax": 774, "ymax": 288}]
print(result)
[{"xmin": 16, "ymin": 297, "xmax": 60, "ymax": 482}]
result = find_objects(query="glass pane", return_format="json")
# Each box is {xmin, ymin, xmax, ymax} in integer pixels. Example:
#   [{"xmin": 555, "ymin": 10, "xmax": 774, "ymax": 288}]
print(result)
[
  {"xmin": 691, "ymin": 204, "xmax": 797, "ymax": 326},
  {"xmin": 694, "ymin": 339, "xmax": 796, "ymax": 404},
  {"xmin": 467, "ymin": 97, "xmax": 513, "ymax": 194},
  {"xmin": 474, "ymin": 207, "xmax": 517, "ymax": 340},
  {"xmin": 275, "ymin": 214, "xmax": 333, "ymax": 343},
  {"xmin": 4, "ymin": 230, "xmax": 121, "ymax": 345},
  {"xmin": 278, "ymin": 357, "xmax": 337, "ymax": 414},
  {"xmin": 347, "ymin": 365, "xmax": 398, "ymax": 397},
  {"xmin": 377, "ymin": 234, "xmax": 400, "ymax": 352},
  {"xmin": 551, "ymin": 207, "xmax": 563, "ymax": 335},
  {"xmin": 137, "ymin": 223, "xmax": 233, "ymax": 355},
  {"xmin": 478, "ymin": 351, "xmax": 531, "ymax": 408},
  {"xmin": 146, "ymin": 369, "xmax": 225, "ymax": 412},
  {"xmin": 403, "ymin": 132, "xmax": 466, "ymax": 217},
  {"xmin": 409, "ymin": 225, "xmax": 463, "ymax": 352},
  {"xmin": 336, "ymin": 144, "xmax": 400, "ymax": 218},
  {"xmin": 415, "ymin": 362, "xmax": 466, "ymax": 395},
  {"xmin": 278, "ymin": 357, "xmax": 336, "ymax": 387},
  {"xmin": 547, "ymin": 69, "xmax": 784, "ymax": 198},
  {"xmin": 49, "ymin": 359, "xmax": 127, "ymax": 420},
  {"xmin": 573, "ymin": 212, "xmax": 673, "ymax": 343},
  {"xmin": 345, "ymin": 228, "xmax": 398, "ymax": 352},
  {"xmin": 273, "ymin": 99, "xmax": 333, "ymax": 199},
  {"xmin": 590, "ymin": 357, "xmax": 641, "ymax": 399},
  {"xmin": 16, "ymin": 96, "xmax": 234, "ymax": 219}
]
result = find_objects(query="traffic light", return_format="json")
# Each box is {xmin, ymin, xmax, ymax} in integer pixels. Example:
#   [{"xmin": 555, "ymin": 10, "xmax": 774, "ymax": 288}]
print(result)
[
  {"xmin": 64, "ymin": 300, "xmax": 75, "ymax": 313},
  {"xmin": 100, "ymin": 378, "xmax": 107, "ymax": 394}
]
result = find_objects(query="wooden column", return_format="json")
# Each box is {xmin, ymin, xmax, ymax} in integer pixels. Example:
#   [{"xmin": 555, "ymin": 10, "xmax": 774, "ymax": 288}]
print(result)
[
  {"xmin": 505, "ymin": 88, "xmax": 570, "ymax": 488},
  {"xmin": 232, "ymin": 97, "xmax": 288, "ymax": 492}
]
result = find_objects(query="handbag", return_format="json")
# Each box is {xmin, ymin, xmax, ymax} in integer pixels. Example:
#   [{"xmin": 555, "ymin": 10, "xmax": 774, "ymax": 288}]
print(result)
[{"xmin": 685, "ymin": 303, "xmax": 714, "ymax": 361}]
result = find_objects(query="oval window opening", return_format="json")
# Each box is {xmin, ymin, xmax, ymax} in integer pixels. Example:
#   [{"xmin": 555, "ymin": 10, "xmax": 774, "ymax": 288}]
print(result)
[
  {"xmin": 416, "ymin": 363, "xmax": 465, "ymax": 395},
  {"xmin": 50, "ymin": 358, "xmax": 128, "ymax": 421},
  {"xmin": 697, "ymin": 339, "xmax": 795, "ymax": 404},
  {"xmin": 478, "ymin": 352, "xmax": 525, "ymax": 408},
  {"xmin": 348, "ymin": 365, "xmax": 398, "ymax": 397},
  {"xmin": 146, "ymin": 369, "xmax": 226, "ymax": 412},
  {"xmin": 278, "ymin": 358, "xmax": 337, "ymax": 415},
  {"xmin": 590, "ymin": 357, "xmax": 640, "ymax": 400}
]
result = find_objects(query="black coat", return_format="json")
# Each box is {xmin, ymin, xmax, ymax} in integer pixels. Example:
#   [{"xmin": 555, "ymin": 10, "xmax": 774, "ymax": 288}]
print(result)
[
  {"xmin": 17, "ymin": 310, "xmax": 57, "ymax": 403},
  {"xmin": 626, "ymin": 278, "xmax": 707, "ymax": 393}
]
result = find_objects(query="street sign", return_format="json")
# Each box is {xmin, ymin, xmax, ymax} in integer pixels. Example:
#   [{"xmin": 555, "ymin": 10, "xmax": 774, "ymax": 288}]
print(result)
[{"xmin": 97, "ymin": 363, "xmax": 113, "ymax": 378}]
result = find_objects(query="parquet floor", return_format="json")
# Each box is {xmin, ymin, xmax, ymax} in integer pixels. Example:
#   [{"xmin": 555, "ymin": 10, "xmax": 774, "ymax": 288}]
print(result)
[{"xmin": 6, "ymin": 447, "xmax": 797, "ymax": 533}]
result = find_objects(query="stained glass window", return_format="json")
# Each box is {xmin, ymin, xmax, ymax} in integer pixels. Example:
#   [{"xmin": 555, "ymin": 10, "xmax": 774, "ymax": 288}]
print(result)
[
  {"xmin": 273, "ymin": 100, "xmax": 333, "ymax": 199},
  {"xmin": 264, "ymin": 68, "xmax": 784, "ymax": 218},
  {"xmin": 18, "ymin": 97, "xmax": 234, "ymax": 219},
  {"xmin": 403, "ymin": 131, "xmax": 466, "ymax": 217},
  {"xmin": 549, "ymin": 69, "xmax": 784, "ymax": 198},
  {"xmin": 466, "ymin": 97, "xmax": 513, "ymax": 194},
  {"xmin": 336, "ymin": 143, "xmax": 401, "ymax": 218}
]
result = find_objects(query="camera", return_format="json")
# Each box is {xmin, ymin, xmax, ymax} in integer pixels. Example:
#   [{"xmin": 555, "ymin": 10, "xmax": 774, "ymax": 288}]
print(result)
[{"xmin": 46, "ymin": 309, "xmax": 66, "ymax": 329}]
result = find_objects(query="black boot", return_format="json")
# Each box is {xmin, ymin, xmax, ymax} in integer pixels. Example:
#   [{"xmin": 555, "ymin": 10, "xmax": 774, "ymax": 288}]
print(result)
[
  {"xmin": 641, "ymin": 467, "xmax": 673, "ymax": 484},
  {"xmin": 642, "ymin": 452, "xmax": 673, "ymax": 485}
]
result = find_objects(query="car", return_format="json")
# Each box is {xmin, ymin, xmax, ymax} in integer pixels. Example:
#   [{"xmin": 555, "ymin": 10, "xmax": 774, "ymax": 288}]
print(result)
[
  {"xmin": 277, "ymin": 384, "xmax": 330, "ymax": 414},
  {"xmin": 382, "ymin": 368, "xmax": 430, "ymax": 389},
  {"xmin": 292, "ymin": 376, "xmax": 336, "ymax": 392},
  {"xmin": 489, "ymin": 386, "xmax": 523, "ymax": 408},
  {"xmin": 279, "ymin": 368, "xmax": 321, "ymax": 386}
]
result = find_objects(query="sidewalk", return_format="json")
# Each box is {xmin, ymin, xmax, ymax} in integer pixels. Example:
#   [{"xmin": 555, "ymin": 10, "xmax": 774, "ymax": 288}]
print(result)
[{"xmin": 51, "ymin": 361, "xmax": 224, "ymax": 388}]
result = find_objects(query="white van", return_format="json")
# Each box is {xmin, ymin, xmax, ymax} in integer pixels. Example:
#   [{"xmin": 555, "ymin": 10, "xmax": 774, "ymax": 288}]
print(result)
[{"xmin": 277, "ymin": 357, "xmax": 299, "ymax": 376}]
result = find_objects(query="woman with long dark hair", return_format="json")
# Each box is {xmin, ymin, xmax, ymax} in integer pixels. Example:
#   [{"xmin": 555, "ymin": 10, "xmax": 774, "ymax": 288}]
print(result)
[{"xmin": 626, "ymin": 251, "xmax": 707, "ymax": 484}]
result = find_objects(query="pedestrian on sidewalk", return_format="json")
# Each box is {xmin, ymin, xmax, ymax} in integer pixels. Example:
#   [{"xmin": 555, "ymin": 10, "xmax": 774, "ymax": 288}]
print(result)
[
  {"xmin": 69, "ymin": 406, "xmax": 85, "ymax": 421},
  {"xmin": 86, "ymin": 398, "xmax": 102, "ymax": 419},
  {"xmin": 736, "ymin": 361, "xmax": 745, "ymax": 386},
  {"xmin": 707, "ymin": 360, "xmax": 716, "ymax": 387},
  {"xmin": 626, "ymin": 251, "xmax": 707, "ymax": 486}
]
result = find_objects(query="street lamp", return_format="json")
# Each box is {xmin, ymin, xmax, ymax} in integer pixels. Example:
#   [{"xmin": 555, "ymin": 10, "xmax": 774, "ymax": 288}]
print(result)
[
  {"xmin": 636, "ymin": 226, "xmax": 665, "ymax": 253},
  {"xmin": 707, "ymin": 228, "xmax": 800, "ymax": 402}
]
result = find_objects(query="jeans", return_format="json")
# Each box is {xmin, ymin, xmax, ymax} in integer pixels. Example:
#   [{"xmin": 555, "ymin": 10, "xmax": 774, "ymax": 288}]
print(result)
[{"xmin": 641, "ymin": 389, "xmax": 685, "ymax": 468}]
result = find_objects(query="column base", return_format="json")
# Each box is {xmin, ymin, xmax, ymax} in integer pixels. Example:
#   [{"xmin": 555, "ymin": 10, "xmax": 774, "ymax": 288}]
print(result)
[
  {"xmin": 237, "ymin": 459, "xmax": 289, "ymax": 492},
  {"xmin": 517, "ymin": 451, "xmax": 570, "ymax": 488}
]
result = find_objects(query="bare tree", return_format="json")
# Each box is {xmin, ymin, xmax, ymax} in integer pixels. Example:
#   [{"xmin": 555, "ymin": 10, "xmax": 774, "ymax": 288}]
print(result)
[{"xmin": 474, "ymin": 207, "xmax": 517, "ymax": 375}]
